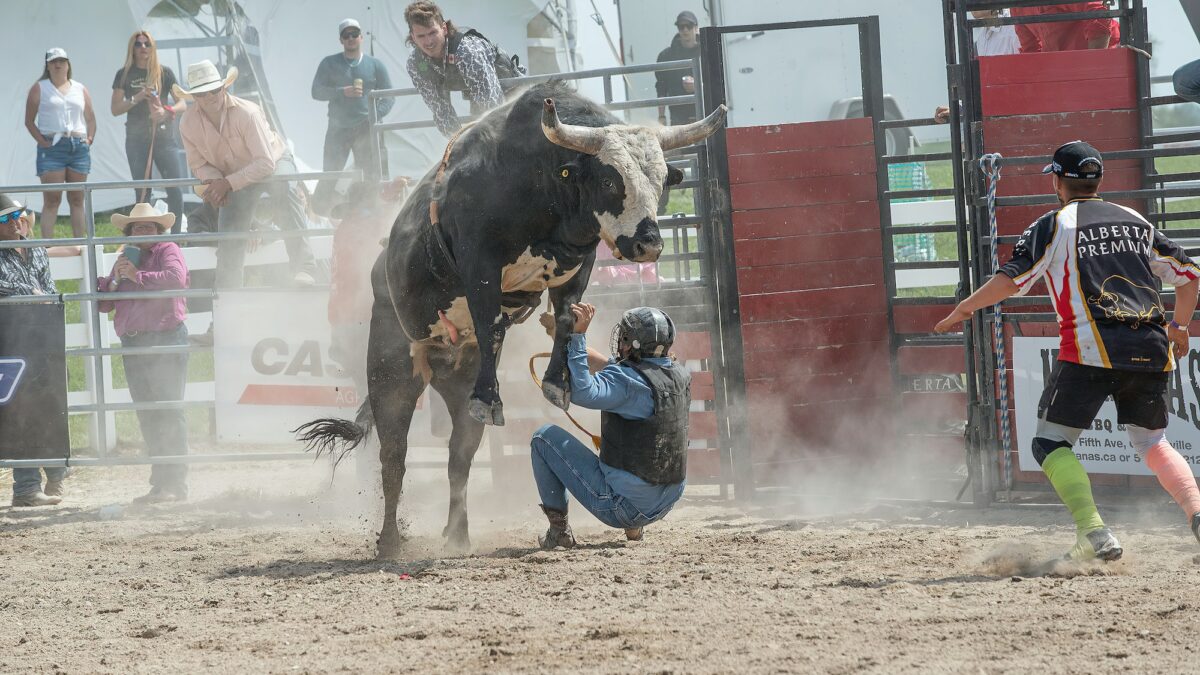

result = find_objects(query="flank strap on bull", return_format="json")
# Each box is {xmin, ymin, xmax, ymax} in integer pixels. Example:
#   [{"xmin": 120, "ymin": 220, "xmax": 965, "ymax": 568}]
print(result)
[
  {"xmin": 980, "ymin": 152, "xmax": 1012, "ymax": 493},
  {"xmin": 529, "ymin": 352, "xmax": 601, "ymax": 450}
]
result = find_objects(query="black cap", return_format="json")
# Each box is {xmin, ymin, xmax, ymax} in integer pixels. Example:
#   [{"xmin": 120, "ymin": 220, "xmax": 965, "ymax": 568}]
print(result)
[
  {"xmin": 675, "ymin": 10, "xmax": 698, "ymax": 26},
  {"xmin": 1042, "ymin": 140, "xmax": 1104, "ymax": 179}
]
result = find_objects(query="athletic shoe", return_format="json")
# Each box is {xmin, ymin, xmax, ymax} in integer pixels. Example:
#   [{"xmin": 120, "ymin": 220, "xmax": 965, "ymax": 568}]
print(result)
[
  {"xmin": 1067, "ymin": 527, "xmax": 1123, "ymax": 562},
  {"xmin": 12, "ymin": 491, "xmax": 62, "ymax": 507},
  {"xmin": 293, "ymin": 271, "xmax": 316, "ymax": 286},
  {"xmin": 1191, "ymin": 512, "xmax": 1200, "ymax": 545}
]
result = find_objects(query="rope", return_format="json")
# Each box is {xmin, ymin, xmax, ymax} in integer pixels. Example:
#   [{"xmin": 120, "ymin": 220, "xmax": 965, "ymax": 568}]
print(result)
[
  {"xmin": 528, "ymin": 352, "xmax": 601, "ymax": 450},
  {"xmin": 979, "ymin": 153, "xmax": 1012, "ymax": 492}
]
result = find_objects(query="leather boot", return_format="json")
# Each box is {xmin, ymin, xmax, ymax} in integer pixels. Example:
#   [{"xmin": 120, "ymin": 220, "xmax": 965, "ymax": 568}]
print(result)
[
  {"xmin": 538, "ymin": 505, "xmax": 576, "ymax": 550},
  {"xmin": 625, "ymin": 527, "xmax": 644, "ymax": 541}
]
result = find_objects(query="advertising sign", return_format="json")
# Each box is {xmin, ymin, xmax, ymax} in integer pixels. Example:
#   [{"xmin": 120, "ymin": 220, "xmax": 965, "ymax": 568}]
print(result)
[
  {"xmin": 1013, "ymin": 337, "xmax": 1200, "ymax": 476},
  {"xmin": 214, "ymin": 291, "xmax": 438, "ymax": 444},
  {"xmin": 0, "ymin": 303, "xmax": 68, "ymax": 459}
]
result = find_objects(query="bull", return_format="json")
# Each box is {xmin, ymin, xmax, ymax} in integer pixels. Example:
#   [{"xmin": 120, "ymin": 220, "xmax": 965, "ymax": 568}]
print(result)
[{"xmin": 297, "ymin": 82, "xmax": 726, "ymax": 555}]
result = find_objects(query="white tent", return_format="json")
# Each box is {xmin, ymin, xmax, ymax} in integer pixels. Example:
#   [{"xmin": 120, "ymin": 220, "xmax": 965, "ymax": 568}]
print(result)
[{"xmin": 0, "ymin": 0, "xmax": 562, "ymax": 213}]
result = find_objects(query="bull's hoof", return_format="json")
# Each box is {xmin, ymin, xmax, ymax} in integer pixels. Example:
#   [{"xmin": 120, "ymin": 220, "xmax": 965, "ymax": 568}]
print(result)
[
  {"xmin": 377, "ymin": 528, "xmax": 405, "ymax": 559},
  {"xmin": 442, "ymin": 525, "xmax": 472, "ymax": 555},
  {"xmin": 541, "ymin": 381, "xmax": 571, "ymax": 411},
  {"xmin": 468, "ymin": 396, "xmax": 505, "ymax": 426}
]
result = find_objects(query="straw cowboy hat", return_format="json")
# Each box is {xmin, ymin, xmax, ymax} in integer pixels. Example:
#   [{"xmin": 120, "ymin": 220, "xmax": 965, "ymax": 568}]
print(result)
[
  {"xmin": 171, "ymin": 59, "xmax": 238, "ymax": 100},
  {"xmin": 112, "ymin": 203, "xmax": 176, "ymax": 234}
]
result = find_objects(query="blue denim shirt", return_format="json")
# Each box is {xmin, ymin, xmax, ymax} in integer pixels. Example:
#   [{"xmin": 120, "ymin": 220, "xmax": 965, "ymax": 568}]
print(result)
[{"xmin": 567, "ymin": 333, "xmax": 685, "ymax": 518}]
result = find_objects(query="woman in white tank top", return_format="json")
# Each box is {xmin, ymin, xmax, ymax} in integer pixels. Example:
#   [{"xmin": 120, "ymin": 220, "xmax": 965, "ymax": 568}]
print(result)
[{"xmin": 23, "ymin": 48, "xmax": 96, "ymax": 238}]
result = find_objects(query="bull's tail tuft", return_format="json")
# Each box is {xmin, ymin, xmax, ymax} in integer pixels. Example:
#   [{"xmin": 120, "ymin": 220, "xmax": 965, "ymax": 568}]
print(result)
[{"xmin": 293, "ymin": 399, "xmax": 376, "ymax": 468}]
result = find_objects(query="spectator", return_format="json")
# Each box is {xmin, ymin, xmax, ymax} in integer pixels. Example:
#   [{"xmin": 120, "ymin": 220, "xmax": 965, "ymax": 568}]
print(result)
[
  {"xmin": 310, "ymin": 18, "xmax": 395, "ymax": 216},
  {"xmin": 174, "ymin": 60, "xmax": 317, "ymax": 288},
  {"xmin": 655, "ymin": 11, "xmax": 701, "ymax": 126},
  {"xmin": 0, "ymin": 194, "xmax": 67, "ymax": 507},
  {"xmin": 1011, "ymin": 2, "xmax": 1119, "ymax": 53},
  {"xmin": 23, "ymin": 48, "xmax": 96, "ymax": 239},
  {"xmin": 404, "ymin": 1, "xmax": 524, "ymax": 137},
  {"xmin": 97, "ymin": 203, "xmax": 191, "ymax": 503},
  {"xmin": 971, "ymin": 9, "xmax": 1021, "ymax": 57},
  {"xmin": 111, "ymin": 31, "xmax": 188, "ymax": 231}
]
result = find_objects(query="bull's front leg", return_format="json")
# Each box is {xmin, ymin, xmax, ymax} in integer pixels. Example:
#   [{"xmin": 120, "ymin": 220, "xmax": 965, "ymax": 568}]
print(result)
[
  {"xmin": 541, "ymin": 253, "xmax": 595, "ymax": 411},
  {"xmin": 466, "ymin": 272, "xmax": 509, "ymax": 426}
]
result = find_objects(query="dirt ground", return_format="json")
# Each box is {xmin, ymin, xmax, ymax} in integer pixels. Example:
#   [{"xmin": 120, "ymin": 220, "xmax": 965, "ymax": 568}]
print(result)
[{"xmin": 3, "ymin": 454, "xmax": 1200, "ymax": 674}]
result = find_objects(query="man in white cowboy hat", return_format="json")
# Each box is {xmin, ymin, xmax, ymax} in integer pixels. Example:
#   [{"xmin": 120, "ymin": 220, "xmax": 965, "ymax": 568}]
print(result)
[
  {"xmin": 0, "ymin": 193, "xmax": 68, "ymax": 507},
  {"xmin": 101, "ymin": 202, "xmax": 192, "ymax": 503},
  {"xmin": 175, "ymin": 59, "xmax": 317, "ymax": 288}
]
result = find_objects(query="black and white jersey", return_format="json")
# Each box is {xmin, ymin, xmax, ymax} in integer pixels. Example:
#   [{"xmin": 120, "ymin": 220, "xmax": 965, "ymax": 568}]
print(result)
[{"xmin": 1000, "ymin": 198, "xmax": 1199, "ymax": 372}]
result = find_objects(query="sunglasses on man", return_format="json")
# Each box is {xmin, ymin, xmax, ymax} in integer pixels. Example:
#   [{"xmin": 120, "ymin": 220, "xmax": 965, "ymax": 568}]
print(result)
[
  {"xmin": 341, "ymin": 30, "xmax": 361, "ymax": 40},
  {"xmin": 0, "ymin": 208, "xmax": 29, "ymax": 225}
]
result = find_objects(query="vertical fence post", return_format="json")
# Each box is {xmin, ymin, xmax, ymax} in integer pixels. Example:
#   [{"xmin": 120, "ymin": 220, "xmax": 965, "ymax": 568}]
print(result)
[{"xmin": 82, "ymin": 184, "xmax": 110, "ymax": 458}]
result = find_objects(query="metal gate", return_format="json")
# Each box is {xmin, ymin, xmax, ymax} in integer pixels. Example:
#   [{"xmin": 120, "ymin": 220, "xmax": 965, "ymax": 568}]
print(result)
[{"xmin": 942, "ymin": 0, "xmax": 1200, "ymax": 503}]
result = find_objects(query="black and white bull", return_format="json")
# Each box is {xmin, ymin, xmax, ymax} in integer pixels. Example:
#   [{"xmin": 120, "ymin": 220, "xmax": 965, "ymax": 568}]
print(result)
[{"xmin": 297, "ymin": 82, "xmax": 726, "ymax": 555}]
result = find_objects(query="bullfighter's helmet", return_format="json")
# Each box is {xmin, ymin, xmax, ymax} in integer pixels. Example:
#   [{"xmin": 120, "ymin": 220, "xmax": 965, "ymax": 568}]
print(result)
[{"xmin": 612, "ymin": 307, "xmax": 676, "ymax": 360}]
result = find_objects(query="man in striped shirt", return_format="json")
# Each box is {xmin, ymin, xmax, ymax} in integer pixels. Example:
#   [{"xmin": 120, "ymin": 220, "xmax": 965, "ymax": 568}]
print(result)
[{"xmin": 936, "ymin": 140, "xmax": 1200, "ymax": 561}]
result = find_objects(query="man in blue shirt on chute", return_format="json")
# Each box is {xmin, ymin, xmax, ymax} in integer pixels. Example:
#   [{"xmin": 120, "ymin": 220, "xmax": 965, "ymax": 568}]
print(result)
[{"xmin": 530, "ymin": 303, "xmax": 691, "ymax": 548}]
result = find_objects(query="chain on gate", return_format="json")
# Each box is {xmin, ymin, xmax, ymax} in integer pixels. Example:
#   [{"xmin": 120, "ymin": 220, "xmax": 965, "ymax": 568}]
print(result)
[{"xmin": 979, "ymin": 153, "xmax": 1012, "ymax": 491}]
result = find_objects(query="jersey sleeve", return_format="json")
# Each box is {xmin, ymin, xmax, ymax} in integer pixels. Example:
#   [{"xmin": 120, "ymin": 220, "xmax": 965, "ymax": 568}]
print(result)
[
  {"xmin": 1150, "ymin": 229, "xmax": 1200, "ymax": 286},
  {"xmin": 999, "ymin": 211, "xmax": 1058, "ymax": 296}
]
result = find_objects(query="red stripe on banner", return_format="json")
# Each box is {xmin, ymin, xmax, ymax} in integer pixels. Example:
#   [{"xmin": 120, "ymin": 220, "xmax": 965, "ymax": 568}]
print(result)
[{"xmin": 237, "ymin": 383, "xmax": 361, "ymax": 408}]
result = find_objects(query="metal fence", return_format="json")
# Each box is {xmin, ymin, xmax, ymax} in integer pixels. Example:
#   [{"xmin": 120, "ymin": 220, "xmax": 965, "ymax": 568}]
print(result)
[{"xmin": 0, "ymin": 171, "xmax": 356, "ymax": 470}]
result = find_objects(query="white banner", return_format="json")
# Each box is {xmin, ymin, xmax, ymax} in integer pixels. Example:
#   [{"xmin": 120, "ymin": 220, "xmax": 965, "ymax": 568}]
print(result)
[
  {"xmin": 214, "ymin": 290, "xmax": 433, "ymax": 444},
  {"xmin": 1013, "ymin": 337, "xmax": 1200, "ymax": 476}
]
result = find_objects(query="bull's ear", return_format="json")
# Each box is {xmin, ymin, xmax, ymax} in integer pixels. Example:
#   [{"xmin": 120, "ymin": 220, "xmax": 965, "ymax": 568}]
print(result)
[
  {"xmin": 666, "ymin": 165, "xmax": 684, "ymax": 186},
  {"xmin": 556, "ymin": 162, "xmax": 582, "ymax": 183}
]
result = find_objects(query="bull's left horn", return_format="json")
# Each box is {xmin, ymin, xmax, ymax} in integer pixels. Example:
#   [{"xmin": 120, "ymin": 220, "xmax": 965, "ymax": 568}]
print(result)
[
  {"xmin": 657, "ymin": 104, "xmax": 729, "ymax": 151},
  {"xmin": 541, "ymin": 98, "xmax": 605, "ymax": 155}
]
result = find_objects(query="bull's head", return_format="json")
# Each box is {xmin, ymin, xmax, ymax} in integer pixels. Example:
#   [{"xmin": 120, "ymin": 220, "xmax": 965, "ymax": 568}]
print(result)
[{"xmin": 541, "ymin": 98, "xmax": 727, "ymax": 262}]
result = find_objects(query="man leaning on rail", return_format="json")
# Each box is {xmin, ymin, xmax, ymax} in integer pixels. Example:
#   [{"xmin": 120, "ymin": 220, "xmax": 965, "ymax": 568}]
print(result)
[
  {"xmin": 174, "ymin": 60, "xmax": 317, "ymax": 289},
  {"xmin": 936, "ymin": 141, "xmax": 1200, "ymax": 561}
]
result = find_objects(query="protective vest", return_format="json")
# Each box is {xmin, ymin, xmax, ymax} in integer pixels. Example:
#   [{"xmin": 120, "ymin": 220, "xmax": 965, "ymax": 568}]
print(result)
[
  {"xmin": 412, "ymin": 27, "xmax": 523, "ymax": 95},
  {"xmin": 600, "ymin": 360, "xmax": 691, "ymax": 485}
]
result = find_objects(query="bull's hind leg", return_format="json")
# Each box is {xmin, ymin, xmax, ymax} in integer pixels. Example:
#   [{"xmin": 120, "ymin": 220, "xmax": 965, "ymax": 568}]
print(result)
[
  {"xmin": 368, "ymin": 312, "xmax": 426, "ymax": 559},
  {"xmin": 430, "ymin": 345, "xmax": 485, "ymax": 553}
]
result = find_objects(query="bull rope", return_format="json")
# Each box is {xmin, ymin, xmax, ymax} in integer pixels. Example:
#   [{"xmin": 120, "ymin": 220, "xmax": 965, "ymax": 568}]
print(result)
[
  {"xmin": 979, "ymin": 153, "xmax": 1012, "ymax": 492},
  {"xmin": 528, "ymin": 353, "xmax": 602, "ymax": 450}
]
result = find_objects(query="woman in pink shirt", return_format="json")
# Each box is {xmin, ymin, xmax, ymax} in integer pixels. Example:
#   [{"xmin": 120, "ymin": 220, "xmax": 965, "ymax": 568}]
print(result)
[{"xmin": 97, "ymin": 203, "xmax": 191, "ymax": 503}]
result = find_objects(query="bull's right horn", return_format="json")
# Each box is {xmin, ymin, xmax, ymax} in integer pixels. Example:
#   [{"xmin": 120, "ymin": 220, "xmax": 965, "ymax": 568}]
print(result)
[
  {"xmin": 657, "ymin": 104, "xmax": 729, "ymax": 151},
  {"xmin": 541, "ymin": 98, "xmax": 606, "ymax": 155}
]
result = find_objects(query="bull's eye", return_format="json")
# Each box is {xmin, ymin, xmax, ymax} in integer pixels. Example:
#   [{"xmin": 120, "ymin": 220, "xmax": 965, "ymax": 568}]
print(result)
[{"xmin": 601, "ymin": 178, "xmax": 615, "ymax": 190}]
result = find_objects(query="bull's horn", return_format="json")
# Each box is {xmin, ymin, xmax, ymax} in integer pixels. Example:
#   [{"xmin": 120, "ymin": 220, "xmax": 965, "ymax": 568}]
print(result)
[
  {"xmin": 541, "ymin": 98, "xmax": 605, "ymax": 155},
  {"xmin": 657, "ymin": 104, "xmax": 729, "ymax": 151}
]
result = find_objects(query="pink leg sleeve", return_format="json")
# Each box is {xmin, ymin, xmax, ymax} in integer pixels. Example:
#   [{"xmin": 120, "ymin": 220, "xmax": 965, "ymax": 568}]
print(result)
[{"xmin": 1145, "ymin": 440, "xmax": 1200, "ymax": 520}]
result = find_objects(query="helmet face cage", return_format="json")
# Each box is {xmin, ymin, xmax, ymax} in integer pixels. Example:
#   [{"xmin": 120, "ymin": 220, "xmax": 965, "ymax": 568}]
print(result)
[{"xmin": 611, "ymin": 307, "xmax": 675, "ymax": 361}]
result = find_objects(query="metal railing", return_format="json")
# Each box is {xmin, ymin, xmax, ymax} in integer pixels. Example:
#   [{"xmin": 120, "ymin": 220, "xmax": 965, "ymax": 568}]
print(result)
[{"xmin": 0, "ymin": 170, "xmax": 358, "ymax": 470}]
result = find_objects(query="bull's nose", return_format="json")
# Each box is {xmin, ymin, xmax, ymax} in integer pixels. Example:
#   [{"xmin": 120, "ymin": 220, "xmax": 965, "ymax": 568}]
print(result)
[{"xmin": 632, "ymin": 239, "xmax": 664, "ymax": 261}]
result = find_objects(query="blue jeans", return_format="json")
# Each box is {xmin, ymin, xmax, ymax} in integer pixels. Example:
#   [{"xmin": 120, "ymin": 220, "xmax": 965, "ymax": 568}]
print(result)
[
  {"xmin": 36, "ymin": 136, "xmax": 91, "ymax": 175},
  {"xmin": 121, "ymin": 323, "xmax": 189, "ymax": 492},
  {"xmin": 125, "ymin": 128, "xmax": 185, "ymax": 232},
  {"xmin": 313, "ymin": 121, "xmax": 380, "ymax": 215},
  {"xmin": 13, "ymin": 467, "xmax": 66, "ymax": 497},
  {"xmin": 1174, "ymin": 59, "xmax": 1200, "ymax": 104},
  {"xmin": 215, "ymin": 153, "xmax": 317, "ymax": 288},
  {"xmin": 531, "ymin": 424, "xmax": 668, "ymax": 529}
]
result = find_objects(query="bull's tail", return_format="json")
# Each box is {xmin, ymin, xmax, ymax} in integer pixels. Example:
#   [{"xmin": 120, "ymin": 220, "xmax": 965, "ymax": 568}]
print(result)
[{"xmin": 293, "ymin": 399, "xmax": 376, "ymax": 468}]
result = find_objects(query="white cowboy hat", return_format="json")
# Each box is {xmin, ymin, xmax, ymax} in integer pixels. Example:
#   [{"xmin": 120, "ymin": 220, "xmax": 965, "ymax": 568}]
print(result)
[
  {"xmin": 172, "ymin": 60, "xmax": 238, "ymax": 100},
  {"xmin": 111, "ymin": 202, "xmax": 176, "ymax": 233}
]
